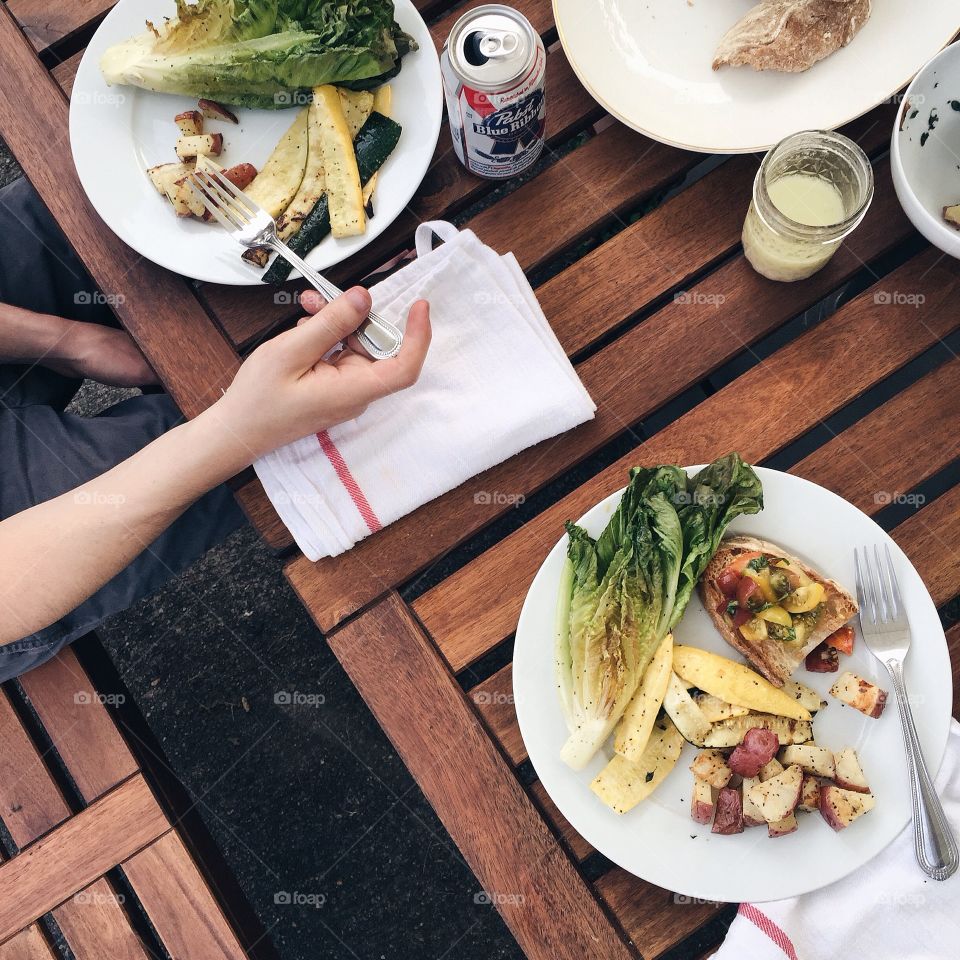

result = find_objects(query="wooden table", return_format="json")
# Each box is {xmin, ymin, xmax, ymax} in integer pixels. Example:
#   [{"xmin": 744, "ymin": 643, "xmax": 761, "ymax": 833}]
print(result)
[{"xmin": 1, "ymin": 1, "xmax": 959, "ymax": 957}]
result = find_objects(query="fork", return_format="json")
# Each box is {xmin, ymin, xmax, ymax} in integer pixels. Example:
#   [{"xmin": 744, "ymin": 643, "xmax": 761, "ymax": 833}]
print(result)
[
  {"xmin": 854, "ymin": 544, "xmax": 958, "ymax": 880},
  {"xmin": 189, "ymin": 168, "xmax": 402, "ymax": 361}
]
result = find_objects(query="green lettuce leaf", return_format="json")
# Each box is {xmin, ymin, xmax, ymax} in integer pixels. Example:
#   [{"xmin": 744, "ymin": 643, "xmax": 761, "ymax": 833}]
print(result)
[
  {"xmin": 101, "ymin": 0, "xmax": 416, "ymax": 109},
  {"xmin": 557, "ymin": 455, "xmax": 763, "ymax": 770}
]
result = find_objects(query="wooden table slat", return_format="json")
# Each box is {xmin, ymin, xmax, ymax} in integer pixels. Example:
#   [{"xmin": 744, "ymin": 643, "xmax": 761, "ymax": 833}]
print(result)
[
  {"xmin": 18, "ymin": 647, "xmax": 139, "ymax": 804},
  {"xmin": 6, "ymin": 0, "xmax": 110, "ymax": 51},
  {"xmin": 0, "ymin": 776, "xmax": 169, "ymax": 943},
  {"xmin": 465, "ymin": 356, "xmax": 960, "ymax": 772},
  {"xmin": 0, "ymin": 927, "xmax": 56, "ymax": 960},
  {"xmin": 890, "ymin": 483, "xmax": 960, "ymax": 609},
  {"xmin": 414, "ymin": 245, "xmax": 960, "ymax": 671},
  {"xmin": 327, "ymin": 592, "xmax": 636, "ymax": 960},
  {"xmin": 595, "ymin": 870, "xmax": 733, "ymax": 960},
  {"xmin": 53, "ymin": 879, "xmax": 151, "ymax": 960},
  {"xmin": 0, "ymin": 2, "xmax": 241, "ymax": 422},
  {"xmin": 122, "ymin": 831, "xmax": 248, "ymax": 960},
  {"xmin": 528, "ymin": 782, "xmax": 594, "ymax": 862},
  {"xmin": 0, "ymin": 690, "xmax": 70, "ymax": 849},
  {"xmin": 287, "ymin": 146, "xmax": 910, "ymax": 632}
]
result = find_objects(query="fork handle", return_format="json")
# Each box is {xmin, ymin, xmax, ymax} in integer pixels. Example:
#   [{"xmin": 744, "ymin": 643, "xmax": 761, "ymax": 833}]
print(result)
[
  {"xmin": 264, "ymin": 238, "xmax": 402, "ymax": 361},
  {"xmin": 886, "ymin": 658, "xmax": 959, "ymax": 880}
]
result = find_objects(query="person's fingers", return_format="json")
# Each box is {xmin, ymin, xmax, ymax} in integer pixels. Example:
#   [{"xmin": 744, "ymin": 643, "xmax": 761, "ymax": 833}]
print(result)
[
  {"xmin": 332, "ymin": 349, "xmax": 373, "ymax": 371},
  {"xmin": 274, "ymin": 287, "xmax": 371, "ymax": 372},
  {"xmin": 358, "ymin": 300, "xmax": 431, "ymax": 398},
  {"xmin": 299, "ymin": 289, "xmax": 326, "ymax": 315}
]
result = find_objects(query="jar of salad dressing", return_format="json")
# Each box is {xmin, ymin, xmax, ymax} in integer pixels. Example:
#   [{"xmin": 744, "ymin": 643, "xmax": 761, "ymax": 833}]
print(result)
[{"xmin": 742, "ymin": 130, "xmax": 874, "ymax": 282}]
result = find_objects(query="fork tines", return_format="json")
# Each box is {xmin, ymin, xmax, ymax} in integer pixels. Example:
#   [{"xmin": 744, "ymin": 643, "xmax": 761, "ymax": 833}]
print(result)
[
  {"xmin": 188, "ymin": 169, "xmax": 257, "ymax": 231},
  {"xmin": 854, "ymin": 543, "xmax": 904, "ymax": 626}
]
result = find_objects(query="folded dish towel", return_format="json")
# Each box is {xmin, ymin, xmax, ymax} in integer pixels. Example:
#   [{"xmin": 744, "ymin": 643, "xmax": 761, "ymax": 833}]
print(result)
[
  {"xmin": 254, "ymin": 221, "xmax": 596, "ymax": 560},
  {"xmin": 714, "ymin": 718, "xmax": 960, "ymax": 960}
]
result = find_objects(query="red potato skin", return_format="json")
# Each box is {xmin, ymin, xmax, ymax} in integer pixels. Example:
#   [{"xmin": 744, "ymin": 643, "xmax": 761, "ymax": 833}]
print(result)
[
  {"xmin": 728, "ymin": 727, "xmax": 779, "ymax": 778},
  {"xmin": 691, "ymin": 797, "xmax": 714, "ymax": 825},
  {"xmin": 199, "ymin": 98, "xmax": 239, "ymax": 124},
  {"xmin": 806, "ymin": 642, "xmax": 839, "ymax": 672},
  {"xmin": 824, "ymin": 625, "xmax": 855, "ymax": 656},
  {"xmin": 711, "ymin": 787, "xmax": 744, "ymax": 835},
  {"xmin": 208, "ymin": 132, "xmax": 224, "ymax": 156},
  {"xmin": 174, "ymin": 110, "xmax": 203, "ymax": 134},
  {"xmin": 221, "ymin": 162, "xmax": 257, "ymax": 191}
]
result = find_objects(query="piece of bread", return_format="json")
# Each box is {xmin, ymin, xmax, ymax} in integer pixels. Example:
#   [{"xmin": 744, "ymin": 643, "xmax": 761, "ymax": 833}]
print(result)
[
  {"xmin": 699, "ymin": 535, "xmax": 858, "ymax": 686},
  {"xmin": 713, "ymin": 0, "xmax": 871, "ymax": 73}
]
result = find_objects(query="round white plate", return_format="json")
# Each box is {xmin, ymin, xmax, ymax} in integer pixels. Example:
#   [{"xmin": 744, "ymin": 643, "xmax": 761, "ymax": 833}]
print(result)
[
  {"xmin": 553, "ymin": 0, "xmax": 960, "ymax": 154},
  {"xmin": 70, "ymin": 0, "xmax": 443, "ymax": 284},
  {"xmin": 513, "ymin": 467, "xmax": 952, "ymax": 903}
]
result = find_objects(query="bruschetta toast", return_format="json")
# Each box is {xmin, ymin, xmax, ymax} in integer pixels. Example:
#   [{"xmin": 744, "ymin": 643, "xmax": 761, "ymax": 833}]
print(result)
[{"xmin": 699, "ymin": 535, "xmax": 858, "ymax": 686}]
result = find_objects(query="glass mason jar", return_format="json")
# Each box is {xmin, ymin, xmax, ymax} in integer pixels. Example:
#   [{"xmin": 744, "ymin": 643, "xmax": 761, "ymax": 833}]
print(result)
[{"xmin": 742, "ymin": 130, "xmax": 874, "ymax": 282}]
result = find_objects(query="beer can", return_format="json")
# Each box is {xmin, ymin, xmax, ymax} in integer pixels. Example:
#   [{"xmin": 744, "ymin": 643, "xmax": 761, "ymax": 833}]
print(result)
[{"xmin": 440, "ymin": 4, "xmax": 547, "ymax": 180}]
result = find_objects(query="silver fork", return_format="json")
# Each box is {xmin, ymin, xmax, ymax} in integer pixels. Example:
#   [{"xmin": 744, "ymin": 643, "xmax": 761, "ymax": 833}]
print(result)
[
  {"xmin": 854, "ymin": 544, "xmax": 958, "ymax": 880},
  {"xmin": 189, "ymin": 168, "xmax": 402, "ymax": 361}
]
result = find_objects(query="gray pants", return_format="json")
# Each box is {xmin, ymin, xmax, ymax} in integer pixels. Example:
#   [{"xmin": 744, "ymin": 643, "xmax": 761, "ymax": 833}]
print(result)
[{"xmin": 0, "ymin": 178, "xmax": 245, "ymax": 679}]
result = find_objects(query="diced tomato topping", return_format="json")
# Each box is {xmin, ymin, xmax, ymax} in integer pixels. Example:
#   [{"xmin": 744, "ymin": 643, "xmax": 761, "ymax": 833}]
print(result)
[
  {"xmin": 737, "ymin": 576, "xmax": 762, "ymax": 611},
  {"xmin": 824, "ymin": 625, "xmax": 855, "ymax": 656},
  {"xmin": 805, "ymin": 642, "xmax": 839, "ymax": 673},
  {"xmin": 716, "ymin": 568, "xmax": 741, "ymax": 598},
  {"xmin": 725, "ymin": 551, "xmax": 764, "ymax": 576},
  {"xmin": 733, "ymin": 605, "xmax": 752, "ymax": 628}
]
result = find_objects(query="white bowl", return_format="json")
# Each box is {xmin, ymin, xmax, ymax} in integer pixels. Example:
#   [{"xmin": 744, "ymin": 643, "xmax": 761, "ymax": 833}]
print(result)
[{"xmin": 891, "ymin": 41, "xmax": 960, "ymax": 258}]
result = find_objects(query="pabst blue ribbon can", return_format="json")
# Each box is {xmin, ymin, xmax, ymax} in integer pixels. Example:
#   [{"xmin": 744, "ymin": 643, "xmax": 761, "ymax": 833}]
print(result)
[{"xmin": 440, "ymin": 5, "xmax": 546, "ymax": 180}]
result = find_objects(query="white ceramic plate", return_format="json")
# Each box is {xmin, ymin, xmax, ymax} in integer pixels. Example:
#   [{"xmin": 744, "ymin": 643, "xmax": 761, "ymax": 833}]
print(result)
[
  {"xmin": 553, "ymin": 0, "xmax": 960, "ymax": 154},
  {"xmin": 69, "ymin": 0, "xmax": 442, "ymax": 284},
  {"xmin": 513, "ymin": 467, "xmax": 952, "ymax": 903}
]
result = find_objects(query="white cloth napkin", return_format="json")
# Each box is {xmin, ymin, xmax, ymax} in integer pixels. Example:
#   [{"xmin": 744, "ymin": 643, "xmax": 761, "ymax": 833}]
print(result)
[
  {"xmin": 253, "ymin": 221, "xmax": 595, "ymax": 560},
  {"xmin": 714, "ymin": 719, "xmax": 960, "ymax": 960}
]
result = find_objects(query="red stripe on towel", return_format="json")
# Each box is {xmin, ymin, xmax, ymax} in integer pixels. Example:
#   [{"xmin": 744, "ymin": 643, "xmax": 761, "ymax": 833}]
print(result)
[
  {"xmin": 738, "ymin": 903, "xmax": 799, "ymax": 960},
  {"xmin": 316, "ymin": 430, "xmax": 382, "ymax": 534}
]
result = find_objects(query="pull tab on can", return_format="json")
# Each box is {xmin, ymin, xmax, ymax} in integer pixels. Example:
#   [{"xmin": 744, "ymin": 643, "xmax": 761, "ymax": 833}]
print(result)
[{"xmin": 440, "ymin": 4, "xmax": 547, "ymax": 180}]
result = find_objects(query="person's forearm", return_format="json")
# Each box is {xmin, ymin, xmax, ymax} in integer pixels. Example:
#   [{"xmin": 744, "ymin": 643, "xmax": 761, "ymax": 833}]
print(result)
[
  {"xmin": 0, "ymin": 404, "xmax": 253, "ymax": 645},
  {"xmin": 0, "ymin": 302, "xmax": 71, "ymax": 364}
]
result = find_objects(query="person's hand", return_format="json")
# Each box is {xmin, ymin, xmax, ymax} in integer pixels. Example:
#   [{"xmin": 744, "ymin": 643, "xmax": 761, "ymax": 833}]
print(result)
[
  {"xmin": 51, "ymin": 321, "xmax": 159, "ymax": 387},
  {"xmin": 210, "ymin": 286, "xmax": 431, "ymax": 464}
]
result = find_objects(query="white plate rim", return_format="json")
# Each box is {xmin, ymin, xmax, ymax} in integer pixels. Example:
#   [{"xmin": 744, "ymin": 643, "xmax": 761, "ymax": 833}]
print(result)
[
  {"xmin": 513, "ymin": 465, "xmax": 952, "ymax": 902},
  {"xmin": 68, "ymin": 0, "xmax": 443, "ymax": 284}
]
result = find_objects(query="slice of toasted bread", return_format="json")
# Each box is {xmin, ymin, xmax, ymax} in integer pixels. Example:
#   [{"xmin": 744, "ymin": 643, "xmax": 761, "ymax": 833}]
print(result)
[{"xmin": 699, "ymin": 535, "xmax": 858, "ymax": 686}]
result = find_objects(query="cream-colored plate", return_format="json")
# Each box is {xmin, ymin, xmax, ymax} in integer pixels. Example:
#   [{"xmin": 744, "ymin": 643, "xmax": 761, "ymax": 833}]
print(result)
[{"xmin": 553, "ymin": 0, "xmax": 960, "ymax": 153}]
